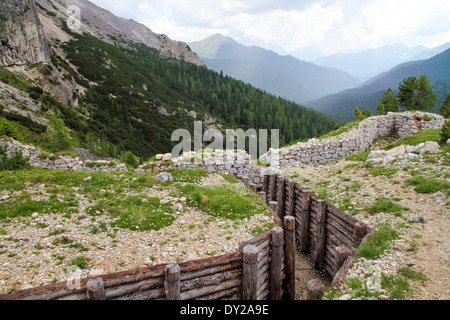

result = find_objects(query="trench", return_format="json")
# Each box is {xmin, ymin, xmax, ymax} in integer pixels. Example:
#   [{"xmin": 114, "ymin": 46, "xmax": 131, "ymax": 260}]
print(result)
[{"xmin": 294, "ymin": 249, "xmax": 332, "ymax": 300}]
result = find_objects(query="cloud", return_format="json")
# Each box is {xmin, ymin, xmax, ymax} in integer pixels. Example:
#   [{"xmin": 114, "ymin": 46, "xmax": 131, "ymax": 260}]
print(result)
[{"xmin": 89, "ymin": 0, "xmax": 450, "ymax": 54}]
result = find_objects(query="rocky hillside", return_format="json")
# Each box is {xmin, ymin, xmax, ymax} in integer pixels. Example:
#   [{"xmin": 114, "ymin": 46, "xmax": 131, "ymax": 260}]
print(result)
[
  {"xmin": 36, "ymin": 0, "xmax": 203, "ymax": 66},
  {"xmin": 0, "ymin": 0, "xmax": 51, "ymax": 66},
  {"xmin": 1, "ymin": 0, "xmax": 203, "ymax": 68}
]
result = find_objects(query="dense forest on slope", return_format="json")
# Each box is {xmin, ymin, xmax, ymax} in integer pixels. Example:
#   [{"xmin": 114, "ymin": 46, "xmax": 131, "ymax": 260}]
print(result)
[{"xmin": 50, "ymin": 30, "xmax": 335, "ymax": 159}]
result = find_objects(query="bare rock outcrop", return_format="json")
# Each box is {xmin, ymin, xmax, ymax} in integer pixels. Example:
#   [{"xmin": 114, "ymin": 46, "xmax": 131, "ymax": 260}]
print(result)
[{"xmin": 0, "ymin": 0, "xmax": 51, "ymax": 66}]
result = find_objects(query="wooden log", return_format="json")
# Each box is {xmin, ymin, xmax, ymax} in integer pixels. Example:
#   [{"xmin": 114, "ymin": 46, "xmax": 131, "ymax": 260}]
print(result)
[
  {"xmin": 104, "ymin": 277, "xmax": 164, "ymax": 299},
  {"xmin": 283, "ymin": 216, "xmax": 296, "ymax": 300},
  {"xmin": 335, "ymin": 246, "xmax": 351, "ymax": 271},
  {"xmin": 85, "ymin": 277, "xmax": 105, "ymax": 300},
  {"xmin": 325, "ymin": 222, "xmax": 355, "ymax": 249},
  {"xmin": 249, "ymin": 183, "xmax": 257, "ymax": 193},
  {"xmin": 288, "ymin": 180, "xmax": 296, "ymax": 217},
  {"xmin": 180, "ymin": 269, "xmax": 242, "ymax": 292},
  {"xmin": 269, "ymin": 174, "xmax": 276, "ymax": 202},
  {"xmin": 257, "ymin": 191, "xmax": 266, "ymax": 203},
  {"xmin": 326, "ymin": 212, "xmax": 355, "ymax": 235},
  {"xmin": 306, "ymin": 279, "xmax": 324, "ymax": 300},
  {"xmin": 180, "ymin": 278, "xmax": 242, "ymax": 300},
  {"xmin": 242, "ymin": 245, "xmax": 258, "ymax": 300},
  {"xmin": 276, "ymin": 177, "xmax": 285, "ymax": 218},
  {"xmin": 327, "ymin": 204, "xmax": 359, "ymax": 226},
  {"xmin": 353, "ymin": 221, "xmax": 368, "ymax": 245},
  {"xmin": 270, "ymin": 227, "xmax": 284, "ymax": 300},
  {"xmin": 109, "ymin": 287, "xmax": 166, "ymax": 300},
  {"xmin": 268, "ymin": 201, "xmax": 278, "ymax": 215},
  {"xmin": 300, "ymin": 190, "xmax": 311, "ymax": 252},
  {"xmin": 315, "ymin": 199, "xmax": 327, "ymax": 269},
  {"xmin": 331, "ymin": 255, "xmax": 355, "ymax": 288},
  {"xmin": 263, "ymin": 175, "xmax": 269, "ymax": 196},
  {"xmin": 196, "ymin": 286, "xmax": 242, "ymax": 300},
  {"xmin": 164, "ymin": 263, "xmax": 180, "ymax": 300}
]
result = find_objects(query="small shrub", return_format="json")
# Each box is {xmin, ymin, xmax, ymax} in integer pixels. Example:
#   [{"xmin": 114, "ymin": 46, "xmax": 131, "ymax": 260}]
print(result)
[
  {"xmin": 124, "ymin": 151, "xmax": 139, "ymax": 168},
  {"xmin": 0, "ymin": 117, "xmax": 23, "ymax": 141}
]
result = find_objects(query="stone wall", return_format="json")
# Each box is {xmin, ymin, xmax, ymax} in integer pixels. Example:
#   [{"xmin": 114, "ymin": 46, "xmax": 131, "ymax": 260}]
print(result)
[
  {"xmin": 260, "ymin": 112, "xmax": 444, "ymax": 167},
  {"xmin": 1, "ymin": 111, "xmax": 444, "ymax": 177},
  {"xmin": 0, "ymin": 137, "xmax": 127, "ymax": 172}
]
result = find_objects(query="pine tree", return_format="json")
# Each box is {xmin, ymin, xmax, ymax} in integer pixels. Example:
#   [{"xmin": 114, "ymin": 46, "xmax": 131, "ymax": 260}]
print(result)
[
  {"xmin": 362, "ymin": 105, "xmax": 373, "ymax": 118},
  {"xmin": 438, "ymin": 92, "xmax": 450, "ymax": 118},
  {"xmin": 376, "ymin": 101, "xmax": 385, "ymax": 115},
  {"xmin": 398, "ymin": 75, "xmax": 437, "ymax": 111},
  {"xmin": 380, "ymin": 88, "xmax": 399, "ymax": 113},
  {"xmin": 354, "ymin": 107, "xmax": 365, "ymax": 121}
]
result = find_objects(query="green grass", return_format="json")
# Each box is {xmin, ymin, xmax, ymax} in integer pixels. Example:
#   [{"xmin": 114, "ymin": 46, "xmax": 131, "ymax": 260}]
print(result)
[
  {"xmin": 356, "ymin": 223, "xmax": 399, "ymax": 260},
  {"xmin": 385, "ymin": 128, "xmax": 442, "ymax": 149},
  {"xmin": 344, "ymin": 150, "xmax": 371, "ymax": 162},
  {"xmin": 218, "ymin": 172, "xmax": 240, "ymax": 183},
  {"xmin": 365, "ymin": 197, "xmax": 409, "ymax": 216},
  {"xmin": 318, "ymin": 121, "xmax": 359, "ymax": 140},
  {"xmin": 367, "ymin": 166, "xmax": 398, "ymax": 178},
  {"xmin": 405, "ymin": 176, "xmax": 450, "ymax": 195},
  {"xmin": 180, "ymin": 184, "xmax": 268, "ymax": 220},
  {"xmin": 170, "ymin": 168, "xmax": 209, "ymax": 183}
]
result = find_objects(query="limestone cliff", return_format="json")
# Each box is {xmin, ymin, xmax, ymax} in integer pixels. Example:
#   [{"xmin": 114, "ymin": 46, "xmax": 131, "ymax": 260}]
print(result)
[
  {"xmin": 0, "ymin": 0, "xmax": 51, "ymax": 66},
  {"xmin": 37, "ymin": 0, "xmax": 204, "ymax": 66}
]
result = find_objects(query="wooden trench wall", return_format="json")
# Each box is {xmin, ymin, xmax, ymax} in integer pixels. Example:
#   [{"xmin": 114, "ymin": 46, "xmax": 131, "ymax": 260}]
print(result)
[{"xmin": 0, "ymin": 172, "xmax": 368, "ymax": 301}]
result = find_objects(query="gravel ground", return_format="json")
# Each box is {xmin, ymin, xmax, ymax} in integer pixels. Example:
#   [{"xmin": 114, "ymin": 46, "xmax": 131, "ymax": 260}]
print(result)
[{"xmin": 0, "ymin": 173, "xmax": 274, "ymax": 293}]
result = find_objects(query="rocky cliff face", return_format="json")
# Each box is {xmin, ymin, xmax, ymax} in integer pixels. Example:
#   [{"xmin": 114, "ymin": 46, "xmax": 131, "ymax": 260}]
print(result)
[
  {"xmin": 0, "ymin": 0, "xmax": 51, "ymax": 66},
  {"xmin": 37, "ymin": 0, "xmax": 203, "ymax": 66}
]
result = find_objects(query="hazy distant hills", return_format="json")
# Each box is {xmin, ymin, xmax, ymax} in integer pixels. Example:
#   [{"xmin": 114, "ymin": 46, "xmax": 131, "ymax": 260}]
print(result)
[
  {"xmin": 189, "ymin": 34, "xmax": 361, "ymax": 103},
  {"xmin": 304, "ymin": 48, "xmax": 450, "ymax": 123},
  {"xmin": 309, "ymin": 43, "xmax": 450, "ymax": 82}
]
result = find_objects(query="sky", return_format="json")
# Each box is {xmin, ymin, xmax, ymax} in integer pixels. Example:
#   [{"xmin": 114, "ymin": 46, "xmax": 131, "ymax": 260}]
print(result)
[{"xmin": 89, "ymin": 0, "xmax": 450, "ymax": 56}]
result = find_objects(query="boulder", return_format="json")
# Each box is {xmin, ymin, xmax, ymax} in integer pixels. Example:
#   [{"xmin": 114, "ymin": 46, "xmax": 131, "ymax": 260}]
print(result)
[
  {"xmin": 155, "ymin": 172, "xmax": 174, "ymax": 183},
  {"xmin": 419, "ymin": 141, "xmax": 440, "ymax": 154},
  {"xmin": 162, "ymin": 153, "xmax": 172, "ymax": 161},
  {"xmin": 386, "ymin": 145, "xmax": 406, "ymax": 158}
]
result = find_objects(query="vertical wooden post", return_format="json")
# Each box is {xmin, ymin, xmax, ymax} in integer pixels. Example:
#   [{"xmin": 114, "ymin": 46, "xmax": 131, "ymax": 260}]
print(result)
[
  {"xmin": 315, "ymin": 200, "xmax": 327, "ymax": 268},
  {"xmin": 300, "ymin": 190, "xmax": 311, "ymax": 252},
  {"xmin": 242, "ymin": 245, "xmax": 258, "ymax": 300},
  {"xmin": 270, "ymin": 227, "xmax": 284, "ymax": 300},
  {"xmin": 165, "ymin": 263, "xmax": 180, "ymax": 300},
  {"xmin": 269, "ymin": 174, "xmax": 277, "ymax": 202},
  {"xmin": 306, "ymin": 279, "xmax": 324, "ymax": 300},
  {"xmin": 257, "ymin": 191, "xmax": 266, "ymax": 203},
  {"xmin": 283, "ymin": 216, "xmax": 296, "ymax": 300},
  {"xmin": 288, "ymin": 180, "xmax": 295, "ymax": 217},
  {"xmin": 353, "ymin": 221, "xmax": 367, "ymax": 245},
  {"xmin": 276, "ymin": 177, "xmax": 285, "ymax": 218},
  {"xmin": 86, "ymin": 277, "xmax": 105, "ymax": 300},
  {"xmin": 268, "ymin": 201, "xmax": 278, "ymax": 215},
  {"xmin": 263, "ymin": 174, "xmax": 269, "ymax": 201},
  {"xmin": 335, "ymin": 246, "xmax": 351, "ymax": 269}
]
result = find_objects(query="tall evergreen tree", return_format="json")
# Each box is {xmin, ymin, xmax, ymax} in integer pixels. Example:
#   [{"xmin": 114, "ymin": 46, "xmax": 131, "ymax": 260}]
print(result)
[
  {"xmin": 380, "ymin": 88, "xmax": 399, "ymax": 113},
  {"xmin": 438, "ymin": 92, "xmax": 450, "ymax": 118},
  {"xmin": 398, "ymin": 75, "xmax": 437, "ymax": 111}
]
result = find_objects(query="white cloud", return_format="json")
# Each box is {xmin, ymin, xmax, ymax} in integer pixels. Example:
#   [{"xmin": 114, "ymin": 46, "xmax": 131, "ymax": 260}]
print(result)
[{"xmin": 89, "ymin": 0, "xmax": 450, "ymax": 54}]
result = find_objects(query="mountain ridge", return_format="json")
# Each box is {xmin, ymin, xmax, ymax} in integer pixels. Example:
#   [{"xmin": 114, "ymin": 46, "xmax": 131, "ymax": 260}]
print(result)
[{"xmin": 189, "ymin": 33, "xmax": 361, "ymax": 103}]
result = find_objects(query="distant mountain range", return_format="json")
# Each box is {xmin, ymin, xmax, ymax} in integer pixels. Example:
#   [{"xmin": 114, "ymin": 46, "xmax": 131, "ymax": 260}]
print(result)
[
  {"xmin": 304, "ymin": 48, "xmax": 450, "ymax": 123},
  {"xmin": 189, "ymin": 34, "xmax": 361, "ymax": 103},
  {"xmin": 291, "ymin": 43, "xmax": 450, "ymax": 82}
]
